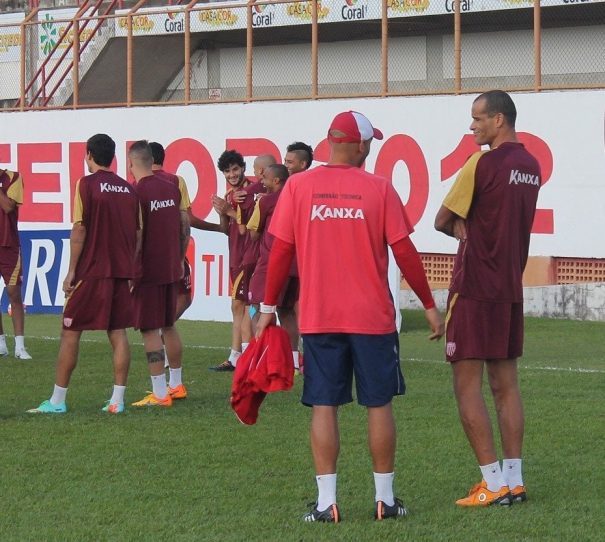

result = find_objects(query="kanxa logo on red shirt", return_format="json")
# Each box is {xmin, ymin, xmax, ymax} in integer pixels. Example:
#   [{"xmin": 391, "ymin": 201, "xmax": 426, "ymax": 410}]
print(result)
[
  {"xmin": 310, "ymin": 204, "xmax": 365, "ymax": 221},
  {"xmin": 150, "ymin": 198, "xmax": 176, "ymax": 212}
]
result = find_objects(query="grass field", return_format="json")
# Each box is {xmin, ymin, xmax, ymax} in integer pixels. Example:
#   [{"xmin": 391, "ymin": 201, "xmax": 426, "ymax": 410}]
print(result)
[{"xmin": 2, "ymin": 311, "xmax": 604, "ymax": 541}]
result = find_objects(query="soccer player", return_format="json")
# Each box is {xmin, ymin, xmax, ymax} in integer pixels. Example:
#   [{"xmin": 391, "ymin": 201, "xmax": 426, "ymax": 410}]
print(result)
[
  {"xmin": 209, "ymin": 152, "xmax": 273, "ymax": 371},
  {"xmin": 434, "ymin": 90, "xmax": 541, "ymax": 506},
  {"xmin": 256, "ymin": 111, "xmax": 444, "ymax": 522},
  {"xmin": 128, "ymin": 141, "xmax": 190, "ymax": 408},
  {"xmin": 28, "ymin": 134, "xmax": 139, "ymax": 414},
  {"xmin": 247, "ymin": 164, "xmax": 299, "ymax": 351},
  {"xmin": 284, "ymin": 141, "xmax": 313, "ymax": 176},
  {"xmin": 0, "ymin": 166, "xmax": 32, "ymax": 360}
]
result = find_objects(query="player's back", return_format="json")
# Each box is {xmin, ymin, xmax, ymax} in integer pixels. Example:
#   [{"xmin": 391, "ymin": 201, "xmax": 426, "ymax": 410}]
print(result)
[
  {"xmin": 452, "ymin": 142, "xmax": 541, "ymax": 302},
  {"xmin": 76, "ymin": 169, "xmax": 138, "ymax": 279},
  {"xmin": 135, "ymin": 174, "xmax": 182, "ymax": 285}
]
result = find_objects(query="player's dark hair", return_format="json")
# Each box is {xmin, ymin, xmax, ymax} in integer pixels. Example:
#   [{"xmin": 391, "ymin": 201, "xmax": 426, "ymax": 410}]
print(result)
[
  {"xmin": 129, "ymin": 140, "xmax": 153, "ymax": 168},
  {"xmin": 266, "ymin": 164, "xmax": 289, "ymax": 184},
  {"xmin": 217, "ymin": 149, "xmax": 245, "ymax": 172},
  {"xmin": 86, "ymin": 133, "xmax": 115, "ymax": 168},
  {"xmin": 475, "ymin": 90, "xmax": 517, "ymax": 128},
  {"xmin": 286, "ymin": 141, "xmax": 314, "ymax": 170},
  {"xmin": 149, "ymin": 142, "xmax": 165, "ymax": 166}
]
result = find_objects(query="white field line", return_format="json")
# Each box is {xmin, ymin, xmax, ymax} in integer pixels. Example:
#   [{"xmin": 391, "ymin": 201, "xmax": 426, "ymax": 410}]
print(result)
[{"xmin": 30, "ymin": 336, "xmax": 605, "ymax": 374}]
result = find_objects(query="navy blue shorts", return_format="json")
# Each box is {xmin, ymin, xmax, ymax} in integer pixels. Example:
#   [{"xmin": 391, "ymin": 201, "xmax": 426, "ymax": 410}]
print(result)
[{"xmin": 301, "ymin": 332, "xmax": 405, "ymax": 408}]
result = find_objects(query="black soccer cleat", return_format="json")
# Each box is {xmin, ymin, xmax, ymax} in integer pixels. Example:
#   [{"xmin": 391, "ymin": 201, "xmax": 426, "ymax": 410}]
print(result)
[
  {"xmin": 375, "ymin": 497, "xmax": 409, "ymax": 520},
  {"xmin": 303, "ymin": 502, "xmax": 341, "ymax": 523},
  {"xmin": 208, "ymin": 360, "xmax": 235, "ymax": 372}
]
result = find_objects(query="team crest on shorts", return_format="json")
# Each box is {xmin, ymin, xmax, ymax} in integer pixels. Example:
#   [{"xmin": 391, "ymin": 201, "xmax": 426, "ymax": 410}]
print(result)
[
  {"xmin": 63, "ymin": 318, "xmax": 73, "ymax": 328},
  {"xmin": 446, "ymin": 342, "xmax": 456, "ymax": 357}
]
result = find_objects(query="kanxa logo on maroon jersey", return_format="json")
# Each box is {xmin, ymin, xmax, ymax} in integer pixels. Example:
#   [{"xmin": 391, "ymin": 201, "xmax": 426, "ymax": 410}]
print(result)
[
  {"xmin": 150, "ymin": 198, "xmax": 176, "ymax": 212},
  {"xmin": 509, "ymin": 170, "xmax": 540, "ymax": 187},
  {"xmin": 100, "ymin": 183, "xmax": 131, "ymax": 193},
  {"xmin": 310, "ymin": 204, "xmax": 365, "ymax": 221}
]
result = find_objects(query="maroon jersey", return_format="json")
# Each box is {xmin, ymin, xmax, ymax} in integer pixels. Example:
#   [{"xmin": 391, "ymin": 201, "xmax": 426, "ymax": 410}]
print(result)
[
  {"xmin": 73, "ymin": 170, "xmax": 139, "ymax": 279},
  {"xmin": 0, "ymin": 169, "xmax": 23, "ymax": 248},
  {"xmin": 443, "ymin": 142, "xmax": 541, "ymax": 302},
  {"xmin": 135, "ymin": 174, "xmax": 182, "ymax": 285},
  {"xmin": 247, "ymin": 190, "xmax": 279, "ymax": 277},
  {"xmin": 225, "ymin": 178, "xmax": 263, "ymax": 270}
]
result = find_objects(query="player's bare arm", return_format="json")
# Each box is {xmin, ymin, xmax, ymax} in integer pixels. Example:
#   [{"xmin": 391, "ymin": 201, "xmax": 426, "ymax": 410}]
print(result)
[
  {"xmin": 434, "ymin": 205, "xmax": 467, "ymax": 241},
  {"xmin": 179, "ymin": 210, "xmax": 191, "ymax": 259},
  {"xmin": 188, "ymin": 209, "xmax": 222, "ymax": 233},
  {"xmin": 63, "ymin": 222, "xmax": 86, "ymax": 295}
]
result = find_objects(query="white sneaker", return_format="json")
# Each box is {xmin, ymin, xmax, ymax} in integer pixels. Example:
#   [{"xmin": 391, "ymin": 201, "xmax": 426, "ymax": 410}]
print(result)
[
  {"xmin": 15, "ymin": 348, "xmax": 32, "ymax": 360},
  {"xmin": 0, "ymin": 343, "xmax": 8, "ymax": 357}
]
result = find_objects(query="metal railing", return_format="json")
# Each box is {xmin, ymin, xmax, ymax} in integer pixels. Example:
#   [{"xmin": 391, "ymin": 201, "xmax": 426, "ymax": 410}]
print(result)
[{"xmin": 0, "ymin": 0, "xmax": 603, "ymax": 111}]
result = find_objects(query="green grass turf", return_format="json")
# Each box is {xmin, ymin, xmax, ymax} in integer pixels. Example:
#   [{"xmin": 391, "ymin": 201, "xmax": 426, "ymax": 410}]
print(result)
[{"xmin": 2, "ymin": 311, "xmax": 604, "ymax": 541}]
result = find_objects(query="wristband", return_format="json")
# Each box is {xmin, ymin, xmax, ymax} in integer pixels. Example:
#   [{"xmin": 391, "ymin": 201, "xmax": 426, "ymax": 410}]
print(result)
[{"xmin": 260, "ymin": 303, "xmax": 277, "ymax": 314}]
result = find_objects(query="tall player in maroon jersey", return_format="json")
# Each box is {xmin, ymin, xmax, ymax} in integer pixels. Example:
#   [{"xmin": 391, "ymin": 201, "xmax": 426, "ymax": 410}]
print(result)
[
  {"xmin": 435, "ymin": 91, "xmax": 541, "ymax": 507},
  {"xmin": 128, "ymin": 141, "xmax": 190, "ymax": 408},
  {"xmin": 0, "ymin": 166, "xmax": 31, "ymax": 359},
  {"xmin": 28, "ymin": 134, "xmax": 139, "ymax": 414}
]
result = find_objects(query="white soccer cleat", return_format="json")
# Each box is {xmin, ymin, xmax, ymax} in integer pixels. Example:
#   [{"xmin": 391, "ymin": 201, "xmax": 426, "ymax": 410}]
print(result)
[
  {"xmin": 15, "ymin": 348, "xmax": 32, "ymax": 360},
  {"xmin": 0, "ymin": 343, "xmax": 8, "ymax": 357}
]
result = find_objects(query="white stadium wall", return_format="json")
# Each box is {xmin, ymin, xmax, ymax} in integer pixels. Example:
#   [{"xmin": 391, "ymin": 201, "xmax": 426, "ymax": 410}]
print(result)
[{"xmin": 0, "ymin": 90, "xmax": 604, "ymax": 320}]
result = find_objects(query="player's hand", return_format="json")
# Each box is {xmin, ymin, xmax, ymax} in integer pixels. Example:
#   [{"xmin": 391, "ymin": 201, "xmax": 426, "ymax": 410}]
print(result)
[
  {"xmin": 233, "ymin": 190, "xmax": 247, "ymax": 204},
  {"xmin": 212, "ymin": 195, "xmax": 229, "ymax": 214},
  {"xmin": 453, "ymin": 218, "xmax": 467, "ymax": 242},
  {"xmin": 255, "ymin": 312, "xmax": 276, "ymax": 338},
  {"xmin": 425, "ymin": 307, "xmax": 445, "ymax": 340},
  {"xmin": 62, "ymin": 271, "xmax": 76, "ymax": 296}
]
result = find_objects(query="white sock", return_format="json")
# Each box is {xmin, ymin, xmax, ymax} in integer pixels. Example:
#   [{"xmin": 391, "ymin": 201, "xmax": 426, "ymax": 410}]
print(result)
[
  {"xmin": 15, "ymin": 336, "xmax": 25, "ymax": 350},
  {"xmin": 502, "ymin": 458, "xmax": 523, "ymax": 488},
  {"xmin": 169, "ymin": 367, "xmax": 182, "ymax": 388},
  {"xmin": 374, "ymin": 472, "xmax": 395, "ymax": 506},
  {"xmin": 110, "ymin": 385, "xmax": 126, "ymax": 405},
  {"xmin": 228, "ymin": 349, "xmax": 241, "ymax": 366},
  {"xmin": 292, "ymin": 350, "xmax": 300, "ymax": 369},
  {"xmin": 151, "ymin": 374, "xmax": 168, "ymax": 399},
  {"xmin": 242, "ymin": 342, "xmax": 249, "ymax": 352},
  {"xmin": 316, "ymin": 473, "xmax": 337, "ymax": 511},
  {"xmin": 50, "ymin": 384, "xmax": 68, "ymax": 405},
  {"xmin": 480, "ymin": 461, "xmax": 506, "ymax": 491}
]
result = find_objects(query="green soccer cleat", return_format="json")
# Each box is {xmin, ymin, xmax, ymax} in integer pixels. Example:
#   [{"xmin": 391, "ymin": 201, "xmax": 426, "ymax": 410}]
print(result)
[
  {"xmin": 27, "ymin": 399, "xmax": 67, "ymax": 414},
  {"xmin": 101, "ymin": 400, "xmax": 125, "ymax": 414}
]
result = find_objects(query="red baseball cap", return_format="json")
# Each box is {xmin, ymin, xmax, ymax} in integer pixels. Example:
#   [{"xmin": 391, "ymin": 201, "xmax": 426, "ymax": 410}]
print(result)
[{"xmin": 328, "ymin": 111, "xmax": 384, "ymax": 143}]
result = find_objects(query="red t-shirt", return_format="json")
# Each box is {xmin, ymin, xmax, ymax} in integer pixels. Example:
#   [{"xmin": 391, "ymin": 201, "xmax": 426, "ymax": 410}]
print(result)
[
  {"xmin": 443, "ymin": 142, "xmax": 541, "ymax": 302},
  {"xmin": 73, "ymin": 170, "xmax": 139, "ymax": 279},
  {"xmin": 0, "ymin": 169, "xmax": 23, "ymax": 248},
  {"xmin": 269, "ymin": 165, "xmax": 413, "ymax": 334},
  {"xmin": 135, "ymin": 174, "xmax": 183, "ymax": 285}
]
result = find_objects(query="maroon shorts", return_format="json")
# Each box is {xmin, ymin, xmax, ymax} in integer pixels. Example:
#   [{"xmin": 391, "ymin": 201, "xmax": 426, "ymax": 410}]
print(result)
[
  {"xmin": 249, "ymin": 271, "xmax": 299, "ymax": 309},
  {"xmin": 231, "ymin": 262, "xmax": 255, "ymax": 302},
  {"xmin": 0, "ymin": 246, "xmax": 22, "ymax": 286},
  {"xmin": 179, "ymin": 258, "xmax": 192, "ymax": 295},
  {"xmin": 134, "ymin": 282, "xmax": 178, "ymax": 331},
  {"xmin": 63, "ymin": 278, "xmax": 133, "ymax": 331},
  {"xmin": 445, "ymin": 293, "xmax": 524, "ymax": 362}
]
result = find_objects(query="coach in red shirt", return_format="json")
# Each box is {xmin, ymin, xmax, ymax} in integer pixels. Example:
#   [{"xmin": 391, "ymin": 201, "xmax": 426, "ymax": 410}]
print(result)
[{"xmin": 257, "ymin": 111, "xmax": 444, "ymax": 523}]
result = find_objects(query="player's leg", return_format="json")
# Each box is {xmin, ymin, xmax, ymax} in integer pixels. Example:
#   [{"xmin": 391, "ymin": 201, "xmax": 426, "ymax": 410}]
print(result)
[
  {"xmin": 210, "ymin": 297, "xmax": 245, "ymax": 371},
  {"xmin": 487, "ymin": 357, "xmax": 526, "ymax": 501},
  {"xmin": 163, "ymin": 324, "xmax": 187, "ymax": 399},
  {"xmin": 103, "ymin": 328, "xmax": 130, "ymax": 413},
  {"xmin": 277, "ymin": 305, "xmax": 300, "ymax": 371},
  {"xmin": 132, "ymin": 328, "xmax": 171, "ymax": 407},
  {"xmin": 0, "ymin": 312, "xmax": 6, "ymax": 356},
  {"xmin": 452, "ymin": 359, "xmax": 510, "ymax": 505},
  {"xmin": 27, "ymin": 328, "xmax": 82, "ymax": 413},
  {"xmin": 6, "ymin": 284, "xmax": 31, "ymax": 359}
]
